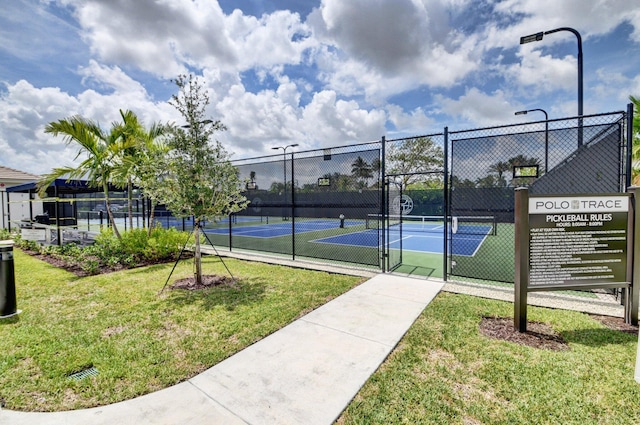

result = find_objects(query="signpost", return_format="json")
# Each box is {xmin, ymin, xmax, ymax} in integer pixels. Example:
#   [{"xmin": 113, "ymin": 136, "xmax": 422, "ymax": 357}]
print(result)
[{"xmin": 515, "ymin": 188, "xmax": 637, "ymax": 331}]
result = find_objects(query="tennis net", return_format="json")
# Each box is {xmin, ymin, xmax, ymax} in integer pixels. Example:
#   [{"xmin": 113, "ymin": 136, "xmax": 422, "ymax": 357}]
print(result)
[{"xmin": 365, "ymin": 214, "xmax": 496, "ymax": 236}]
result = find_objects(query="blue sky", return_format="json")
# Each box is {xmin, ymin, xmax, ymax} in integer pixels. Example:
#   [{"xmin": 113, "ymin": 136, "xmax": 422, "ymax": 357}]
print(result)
[{"xmin": 1, "ymin": 0, "xmax": 639, "ymax": 175}]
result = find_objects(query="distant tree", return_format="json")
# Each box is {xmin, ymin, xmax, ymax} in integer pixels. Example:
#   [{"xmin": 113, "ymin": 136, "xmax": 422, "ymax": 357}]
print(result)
[
  {"xmin": 371, "ymin": 157, "xmax": 382, "ymax": 188},
  {"xmin": 487, "ymin": 161, "xmax": 510, "ymax": 187},
  {"xmin": 475, "ymin": 174, "xmax": 500, "ymax": 188},
  {"xmin": 162, "ymin": 74, "xmax": 248, "ymax": 285},
  {"xmin": 450, "ymin": 176, "xmax": 476, "ymax": 188},
  {"xmin": 387, "ymin": 137, "xmax": 444, "ymax": 188},
  {"xmin": 351, "ymin": 156, "xmax": 373, "ymax": 188}
]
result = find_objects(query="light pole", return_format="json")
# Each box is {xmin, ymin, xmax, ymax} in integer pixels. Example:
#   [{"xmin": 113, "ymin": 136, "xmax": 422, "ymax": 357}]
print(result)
[
  {"xmin": 515, "ymin": 109, "xmax": 549, "ymax": 173},
  {"xmin": 272, "ymin": 144, "xmax": 299, "ymax": 220},
  {"xmin": 520, "ymin": 27, "xmax": 583, "ymax": 147}
]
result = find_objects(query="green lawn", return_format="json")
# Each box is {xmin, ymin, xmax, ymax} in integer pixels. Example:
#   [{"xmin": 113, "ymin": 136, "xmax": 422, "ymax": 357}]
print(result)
[
  {"xmin": 0, "ymin": 250, "xmax": 364, "ymax": 412},
  {"xmin": 338, "ymin": 292, "xmax": 640, "ymax": 425}
]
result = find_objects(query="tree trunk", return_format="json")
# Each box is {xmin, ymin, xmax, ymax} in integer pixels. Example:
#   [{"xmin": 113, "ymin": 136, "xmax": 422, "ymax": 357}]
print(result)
[
  {"xmin": 147, "ymin": 200, "xmax": 156, "ymax": 237},
  {"xmin": 127, "ymin": 177, "xmax": 134, "ymax": 230},
  {"xmin": 194, "ymin": 218, "xmax": 202, "ymax": 285},
  {"xmin": 103, "ymin": 182, "xmax": 121, "ymax": 239}
]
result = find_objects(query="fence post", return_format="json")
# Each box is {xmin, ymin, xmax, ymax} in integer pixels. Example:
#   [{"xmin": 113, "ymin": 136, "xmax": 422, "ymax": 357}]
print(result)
[
  {"xmin": 291, "ymin": 150, "xmax": 296, "ymax": 261},
  {"xmin": 443, "ymin": 127, "xmax": 449, "ymax": 281},
  {"xmin": 514, "ymin": 187, "xmax": 529, "ymax": 332},
  {"xmin": 381, "ymin": 136, "xmax": 386, "ymax": 272},
  {"xmin": 629, "ymin": 186, "xmax": 639, "ymax": 326},
  {"xmin": 627, "ymin": 103, "xmax": 634, "ymax": 189}
]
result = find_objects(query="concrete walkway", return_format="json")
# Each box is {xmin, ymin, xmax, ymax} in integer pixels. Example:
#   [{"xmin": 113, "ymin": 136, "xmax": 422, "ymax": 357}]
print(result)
[{"xmin": 0, "ymin": 274, "xmax": 444, "ymax": 425}]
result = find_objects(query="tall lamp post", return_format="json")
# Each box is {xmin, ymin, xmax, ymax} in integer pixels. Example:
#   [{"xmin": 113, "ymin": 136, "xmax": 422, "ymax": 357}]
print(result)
[
  {"xmin": 515, "ymin": 109, "xmax": 549, "ymax": 173},
  {"xmin": 272, "ymin": 143, "xmax": 299, "ymax": 220},
  {"xmin": 520, "ymin": 27, "xmax": 583, "ymax": 147}
]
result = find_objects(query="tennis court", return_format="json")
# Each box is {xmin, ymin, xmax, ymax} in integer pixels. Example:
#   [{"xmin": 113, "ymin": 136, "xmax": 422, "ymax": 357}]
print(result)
[
  {"xmin": 311, "ymin": 215, "xmax": 494, "ymax": 256},
  {"xmin": 203, "ymin": 214, "xmax": 495, "ymax": 257}
]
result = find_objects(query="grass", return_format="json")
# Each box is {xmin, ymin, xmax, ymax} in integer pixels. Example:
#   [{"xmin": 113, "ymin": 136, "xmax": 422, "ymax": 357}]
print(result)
[
  {"xmin": 338, "ymin": 292, "xmax": 640, "ymax": 425},
  {"xmin": 0, "ymin": 249, "xmax": 365, "ymax": 412}
]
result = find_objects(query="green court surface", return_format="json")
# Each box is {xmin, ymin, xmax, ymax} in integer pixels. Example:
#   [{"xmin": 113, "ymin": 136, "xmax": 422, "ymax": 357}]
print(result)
[{"xmin": 450, "ymin": 222, "xmax": 514, "ymax": 283}]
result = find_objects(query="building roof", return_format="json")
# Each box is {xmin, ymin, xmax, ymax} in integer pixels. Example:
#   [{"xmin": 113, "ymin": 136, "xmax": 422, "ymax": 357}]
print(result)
[{"xmin": 0, "ymin": 165, "xmax": 39, "ymax": 182}]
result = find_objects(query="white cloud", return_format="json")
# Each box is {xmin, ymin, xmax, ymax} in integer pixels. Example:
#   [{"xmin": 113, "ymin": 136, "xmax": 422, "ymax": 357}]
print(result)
[
  {"xmin": 63, "ymin": 0, "xmax": 315, "ymax": 80},
  {"xmin": 507, "ymin": 49, "xmax": 578, "ymax": 95},
  {"xmin": 308, "ymin": 0, "xmax": 480, "ymax": 100},
  {"xmin": 437, "ymin": 88, "xmax": 518, "ymax": 126},
  {"xmin": 386, "ymin": 104, "xmax": 434, "ymax": 135},
  {"xmin": 301, "ymin": 90, "xmax": 387, "ymax": 144}
]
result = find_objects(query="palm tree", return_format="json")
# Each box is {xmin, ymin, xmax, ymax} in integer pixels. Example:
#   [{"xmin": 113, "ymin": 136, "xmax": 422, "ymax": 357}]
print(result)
[
  {"xmin": 38, "ymin": 115, "xmax": 123, "ymax": 238},
  {"xmin": 114, "ymin": 117, "xmax": 169, "ymax": 234},
  {"xmin": 487, "ymin": 161, "xmax": 511, "ymax": 187},
  {"xmin": 111, "ymin": 110, "xmax": 168, "ymax": 232},
  {"xmin": 111, "ymin": 110, "xmax": 144, "ymax": 230},
  {"xmin": 351, "ymin": 156, "xmax": 373, "ymax": 188}
]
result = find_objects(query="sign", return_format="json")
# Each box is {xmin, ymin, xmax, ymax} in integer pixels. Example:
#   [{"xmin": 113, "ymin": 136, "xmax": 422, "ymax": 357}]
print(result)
[
  {"xmin": 528, "ymin": 195, "xmax": 628, "ymax": 287},
  {"xmin": 513, "ymin": 165, "xmax": 539, "ymax": 179},
  {"xmin": 514, "ymin": 189, "xmax": 636, "ymax": 332},
  {"xmin": 21, "ymin": 228, "xmax": 46, "ymax": 241},
  {"xmin": 318, "ymin": 177, "xmax": 330, "ymax": 187}
]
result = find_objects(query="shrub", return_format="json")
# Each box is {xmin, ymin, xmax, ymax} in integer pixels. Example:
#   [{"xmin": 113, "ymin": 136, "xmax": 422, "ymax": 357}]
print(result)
[{"xmin": 11, "ymin": 226, "xmax": 190, "ymax": 274}]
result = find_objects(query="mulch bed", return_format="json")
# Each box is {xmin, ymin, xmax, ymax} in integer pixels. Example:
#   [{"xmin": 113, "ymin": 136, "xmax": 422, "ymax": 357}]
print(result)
[
  {"xmin": 22, "ymin": 248, "xmax": 190, "ymax": 277},
  {"xmin": 480, "ymin": 316, "xmax": 570, "ymax": 350},
  {"xmin": 169, "ymin": 275, "xmax": 236, "ymax": 290},
  {"xmin": 590, "ymin": 314, "xmax": 639, "ymax": 335},
  {"xmin": 480, "ymin": 314, "xmax": 639, "ymax": 350}
]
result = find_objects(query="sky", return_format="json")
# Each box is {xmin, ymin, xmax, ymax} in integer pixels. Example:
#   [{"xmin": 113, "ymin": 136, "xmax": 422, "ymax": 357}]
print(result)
[{"xmin": 1, "ymin": 0, "xmax": 639, "ymax": 176}]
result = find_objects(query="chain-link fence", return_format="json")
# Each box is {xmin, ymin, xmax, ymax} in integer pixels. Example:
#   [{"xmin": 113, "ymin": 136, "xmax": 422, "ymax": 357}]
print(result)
[
  {"xmin": 5, "ymin": 109, "xmax": 629, "ymax": 280},
  {"xmin": 449, "ymin": 111, "xmax": 628, "ymax": 283},
  {"xmin": 202, "ymin": 141, "xmax": 384, "ymax": 267}
]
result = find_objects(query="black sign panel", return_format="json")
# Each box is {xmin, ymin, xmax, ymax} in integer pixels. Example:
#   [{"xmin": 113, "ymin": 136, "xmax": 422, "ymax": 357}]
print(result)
[{"xmin": 528, "ymin": 195, "xmax": 629, "ymax": 287}]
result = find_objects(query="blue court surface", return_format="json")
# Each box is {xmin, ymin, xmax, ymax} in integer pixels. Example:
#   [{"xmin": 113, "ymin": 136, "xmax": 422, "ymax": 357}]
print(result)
[{"xmin": 310, "ymin": 229, "xmax": 488, "ymax": 256}]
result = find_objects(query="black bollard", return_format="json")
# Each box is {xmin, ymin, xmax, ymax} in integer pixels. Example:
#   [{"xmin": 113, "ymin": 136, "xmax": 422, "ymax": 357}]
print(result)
[{"xmin": 0, "ymin": 240, "xmax": 18, "ymax": 318}]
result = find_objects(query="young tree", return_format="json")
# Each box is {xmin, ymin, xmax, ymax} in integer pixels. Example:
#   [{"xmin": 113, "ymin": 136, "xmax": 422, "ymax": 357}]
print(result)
[{"xmin": 163, "ymin": 74, "xmax": 248, "ymax": 285}]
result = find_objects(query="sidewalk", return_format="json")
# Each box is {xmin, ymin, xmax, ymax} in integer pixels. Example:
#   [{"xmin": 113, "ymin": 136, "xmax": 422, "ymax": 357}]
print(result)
[{"xmin": 0, "ymin": 274, "xmax": 444, "ymax": 425}]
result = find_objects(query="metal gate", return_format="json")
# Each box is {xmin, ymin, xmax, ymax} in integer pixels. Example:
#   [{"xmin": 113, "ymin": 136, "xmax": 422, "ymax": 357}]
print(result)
[{"xmin": 384, "ymin": 177, "xmax": 402, "ymax": 271}]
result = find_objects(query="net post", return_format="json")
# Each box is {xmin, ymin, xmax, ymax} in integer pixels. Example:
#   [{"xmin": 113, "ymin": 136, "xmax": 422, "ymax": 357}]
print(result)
[{"xmin": 514, "ymin": 187, "xmax": 529, "ymax": 332}]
